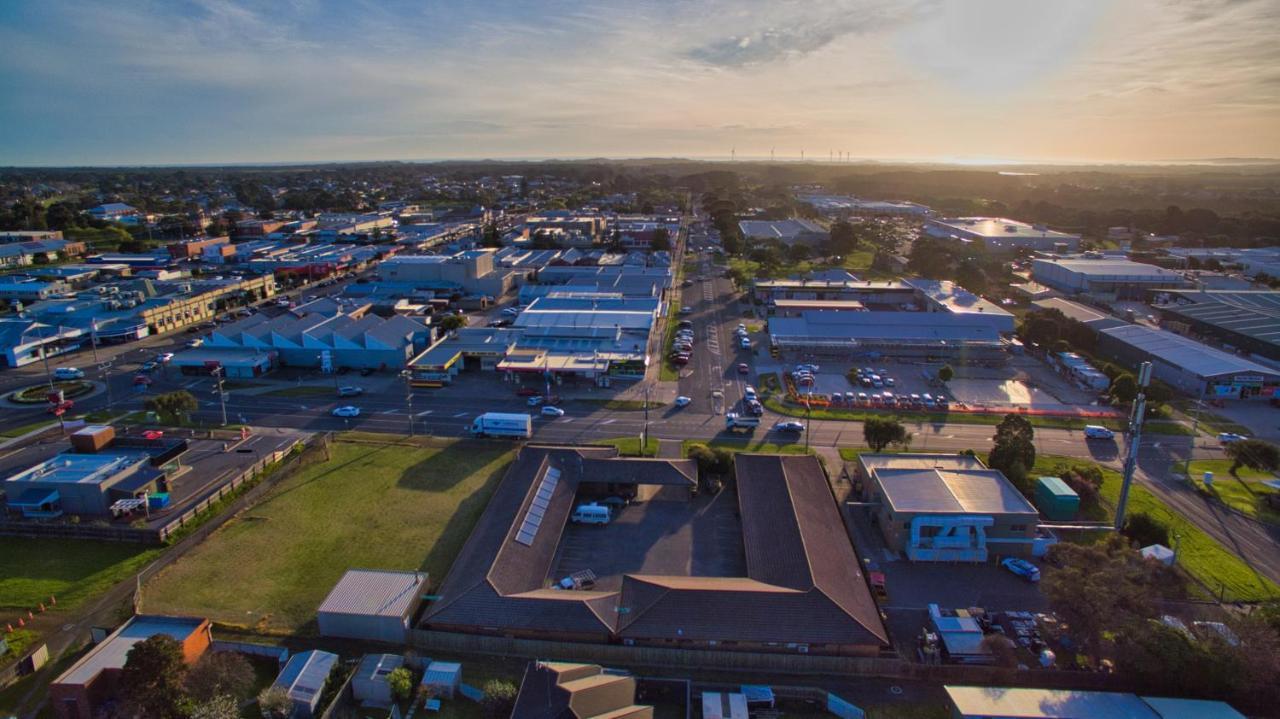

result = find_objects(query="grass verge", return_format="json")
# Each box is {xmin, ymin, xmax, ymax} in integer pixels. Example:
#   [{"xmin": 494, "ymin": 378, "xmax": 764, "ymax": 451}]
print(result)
[
  {"xmin": 260, "ymin": 385, "xmax": 337, "ymax": 398},
  {"xmin": 0, "ymin": 418, "xmax": 56, "ymax": 438},
  {"xmin": 1185, "ymin": 459, "xmax": 1280, "ymax": 524},
  {"xmin": 683, "ymin": 439, "xmax": 813, "ymax": 455},
  {"xmin": 576, "ymin": 398, "xmax": 667, "ymax": 411},
  {"xmin": 0, "ymin": 538, "xmax": 162, "ymax": 611},
  {"xmin": 593, "ymin": 436, "xmax": 660, "ymax": 456},
  {"xmin": 141, "ymin": 437, "xmax": 514, "ymax": 632}
]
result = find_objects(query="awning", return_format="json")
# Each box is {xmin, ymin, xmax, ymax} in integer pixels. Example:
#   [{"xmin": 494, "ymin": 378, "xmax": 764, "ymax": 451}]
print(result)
[{"xmin": 9, "ymin": 488, "xmax": 60, "ymax": 508}]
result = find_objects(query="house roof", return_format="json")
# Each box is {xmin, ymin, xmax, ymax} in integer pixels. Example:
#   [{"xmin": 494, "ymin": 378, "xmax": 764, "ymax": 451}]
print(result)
[
  {"xmin": 54, "ymin": 616, "xmax": 206, "ymax": 687},
  {"xmin": 512, "ymin": 662, "xmax": 652, "ymax": 719},
  {"xmin": 426, "ymin": 449, "xmax": 886, "ymax": 649},
  {"xmin": 860, "ymin": 454, "xmax": 1038, "ymax": 516},
  {"xmin": 273, "ymin": 650, "xmax": 339, "ymax": 705}
]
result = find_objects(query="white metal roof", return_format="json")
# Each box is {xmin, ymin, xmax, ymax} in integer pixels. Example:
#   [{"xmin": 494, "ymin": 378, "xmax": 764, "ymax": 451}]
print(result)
[
  {"xmin": 317, "ymin": 569, "xmax": 426, "ymax": 618},
  {"xmin": 946, "ymin": 686, "xmax": 1159, "ymax": 718},
  {"xmin": 1101, "ymin": 324, "xmax": 1280, "ymax": 380}
]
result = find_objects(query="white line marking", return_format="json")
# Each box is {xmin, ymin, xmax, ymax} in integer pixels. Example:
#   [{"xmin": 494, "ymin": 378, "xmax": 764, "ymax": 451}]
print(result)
[
  {"xmin": 453, "ymin": 412, "xmax": 468, "ymax": 417},
  {"xmin": 416, "ymin": 410, "xmax": 434, "ymax": 416}
]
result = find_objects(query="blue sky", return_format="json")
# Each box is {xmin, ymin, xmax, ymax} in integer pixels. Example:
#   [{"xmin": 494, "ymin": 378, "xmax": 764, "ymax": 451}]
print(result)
[{"xmin": 1, "ymin": 0, "xmax": 1278, "ymax": 165}]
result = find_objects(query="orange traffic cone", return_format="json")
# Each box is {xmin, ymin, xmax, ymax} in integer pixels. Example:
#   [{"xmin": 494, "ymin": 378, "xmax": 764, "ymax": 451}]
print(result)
[
  {"xmin": 38, "ymin": 603, "xmax": 46, "ymax": 612},
  {"xmin": 17, "ymin": 617, "xmax": 25, "ymax": 627}
]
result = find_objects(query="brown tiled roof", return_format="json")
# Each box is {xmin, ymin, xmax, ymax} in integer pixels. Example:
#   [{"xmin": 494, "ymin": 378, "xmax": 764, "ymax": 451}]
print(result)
[
  {"xmin": 578, "ymin": 457, "xmax": 697, "ymax": 486},
  {"xmin": 512, "ymin": 662, "xmax": 653, "ymax": 719}
]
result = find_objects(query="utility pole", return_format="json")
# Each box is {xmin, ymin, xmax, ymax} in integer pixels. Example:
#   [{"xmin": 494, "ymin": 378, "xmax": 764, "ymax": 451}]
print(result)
[
  {"xmin": 642, "ymin": 385, "xmax": 650, "ymax": 457},
  {"xmin": 804, "ymin": 381, "xmax": 812, "ymax": 451},
  {"xmin": 1114, "ymin": 361, "xmax": 1152, "ymax": 530},
  {"xmin": 90, "ymin": 321, "xmax": 114, "ymax": 412},
  {"xmin": 212, "ymin": 366, "xmax": 228, "ymax": 427},
  {"xmin": 401, "ymin": 370, "xmax": 415, "ymax": 437}
]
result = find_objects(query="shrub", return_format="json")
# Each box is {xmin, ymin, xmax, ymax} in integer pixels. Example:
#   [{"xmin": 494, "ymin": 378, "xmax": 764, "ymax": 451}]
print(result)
[
  {"xmin": 1123, "ymin": 512, "xmax": 1170, "ymax": 548},
  {"xmin": 480, "ymin": 679, "xmax": 518, "ymax": 719}
]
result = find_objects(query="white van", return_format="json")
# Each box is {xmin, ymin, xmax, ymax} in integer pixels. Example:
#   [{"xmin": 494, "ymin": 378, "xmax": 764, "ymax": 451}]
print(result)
[
  {"xmin": 571, "ymin": 503, "xmax": 611, "ymax": 525},
  {"xmin": 1084, "ymin": 425, "xmax": 1115, "ymax": 440}
]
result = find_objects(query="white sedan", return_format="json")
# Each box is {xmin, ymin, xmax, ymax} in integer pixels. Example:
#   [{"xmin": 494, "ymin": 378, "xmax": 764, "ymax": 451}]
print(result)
[
  {"xmin": 674, "ymin": 396, "xmax": 692, "ymax": 407},
  {"xmin": 541, "ymin": 406, "xmax": 566, "ymax": 417},
  {"xmin": 331, "ymin": 406, "xmax": 361, "ymax": 418},
  {"xmin": 1218, "ymin": 432, "xmax": 1249, "ymax": 444},
  {"xmin": 772, "ymin": 421, "xmax": 805, "ymax": 433}
]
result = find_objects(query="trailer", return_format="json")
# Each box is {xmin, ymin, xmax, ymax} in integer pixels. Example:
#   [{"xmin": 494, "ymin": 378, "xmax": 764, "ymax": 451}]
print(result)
[{"xmin": 468, "ymin": 412, "xmax": 533, "ymax": 438}]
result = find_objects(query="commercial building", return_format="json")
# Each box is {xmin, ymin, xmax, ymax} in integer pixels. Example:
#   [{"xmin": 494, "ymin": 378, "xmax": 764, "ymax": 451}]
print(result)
[
  {"xmin": 512, "ymin": 662, "xmax": 653, "ymax": 719},
  {"xmin": 0, "ymin": 318, "xmax": 85, "ymax": 367},
  {"xmin": 925, "ymin": 217, "xmax": 1080, "ymax": 252},
  {"xmin": 3, "ymin": 428, "xmax": 188, "ymax": 518},
  {"xmin": 1097, "ymin": 324, "xmax": 1280, "ymax": 398},
  {"xmin": 854, "ymin": 454, "xmax": 1051, "ymax": 562},
  {"xmin": 0, "ymin": 238, "xmax": 82, "ymax": 268},
  {"xmin": 795, "ymin": 193, "xmax": 932, "ymax": 217},
  {"xmin": 379, "ymin": 250, "xmax": 516, "ymax": 299},
  {"xmin": 767, "ymin": 312, "xmax": 1008, "ymax": 363},
  {"xmin": 944, "ymin": 685, "xmax": 1246, "ymax": 719},
  {"xmin": 1152, "ymin": 289, "xmax": 1280, "ymax": 361},
  {"xmin": 166, "ymin": 235, "xmax": 230, "ymax": 259},
  {"xmin": 1031, "ymin": 258, "xmax": 1188, "ymax": 300},
  {"xmin": 50, "ymin": 615, "xmax": 212, "ymax": 719},
  {"xmin": 738, "ymin": 219, "xmax": 827, "ymax": 245},
  {"xmin": 177, "ymin": 302, "xmax": 429, "ymax": 376},
  {"xmin": 88, "ymin": 203, "xmax": 139, "ymax": 221},
  {"xmin": 272, "ymin": 650, "xmax": 340, "ymax": 718},
  {"xmin": 0, "ymin": 277, "xmax": 70, "ymax": 302},
  {"xmin": 1030, "ymin": 298, "xmax": 1127, "ymax": 334},
  {"xmin": 524, "ymin": 211, "xmax": 608, "ymax": 246},
  {"xmin": 317, "ymin": 569, "xmax": 428, "ymax": 644},
  {"xmin": 424, "ymin": 447, "xmax": 888, "ymax": 655}
]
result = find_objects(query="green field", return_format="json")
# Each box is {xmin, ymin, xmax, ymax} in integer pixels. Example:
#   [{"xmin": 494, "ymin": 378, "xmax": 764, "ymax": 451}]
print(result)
[
  {"xmin": 0, "ymin": 538, "xmax": 162, "ymax": 611},
  {"xmin": 593, "ymin": 436, "xmax": 660, "ymax": 456},
  {"xmin": 683, "ymin": 439, "xmax": 813, "ymax": 455},
  {"xmin": 141, "ymin": 437, "xmax": 514, "ymax": 632},
  {"xmin": 1186, "ymin": 459, "xmax": 1280, "ymax": 524}
]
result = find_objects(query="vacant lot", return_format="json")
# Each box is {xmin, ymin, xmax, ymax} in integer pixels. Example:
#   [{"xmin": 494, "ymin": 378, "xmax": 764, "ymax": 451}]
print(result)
[
  {"xmin": 142, "ymin": 436, "xmax": 513, "ymax": 632},
  {"xmin": 0, "ymin": 538, "xmax": 162, "ymax": 611}
]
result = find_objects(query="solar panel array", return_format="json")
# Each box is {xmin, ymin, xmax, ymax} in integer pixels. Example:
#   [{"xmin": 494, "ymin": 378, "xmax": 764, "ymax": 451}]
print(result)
[{"xmin": 514, "ymin": 467, "xmax": 559, "ymax": 546}]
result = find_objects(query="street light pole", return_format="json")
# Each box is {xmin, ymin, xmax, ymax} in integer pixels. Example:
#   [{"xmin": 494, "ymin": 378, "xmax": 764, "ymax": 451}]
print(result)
[
  {"xmin": 642, "ymin": 384, "xmax": 650, "ymax": 457},
  {"xmin": 212, "ymin": 366, "xmax": 228, "ymax": 427},
  {"xmin": 401, "ymin": 370, "xmax": 415, "ymax": 437},
  {"xmin": 1115, "ymin": 361, "xmax": 1152, "ymax": 531}
]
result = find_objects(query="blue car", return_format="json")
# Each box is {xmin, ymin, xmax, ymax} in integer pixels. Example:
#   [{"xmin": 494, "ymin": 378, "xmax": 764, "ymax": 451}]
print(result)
[{"xmin": 1001, "ymin": 557, "xmax": 1041, "ymax": 583}]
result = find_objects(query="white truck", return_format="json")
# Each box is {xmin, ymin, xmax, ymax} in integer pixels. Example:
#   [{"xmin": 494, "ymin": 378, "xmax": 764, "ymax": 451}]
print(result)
[
  {"xmin": 725, "ymin": 413, "xmax": 760, "ymax": 431},
  {"xmin": 468, "ymin": 412, "xmax": 533, "ymax": 438}
]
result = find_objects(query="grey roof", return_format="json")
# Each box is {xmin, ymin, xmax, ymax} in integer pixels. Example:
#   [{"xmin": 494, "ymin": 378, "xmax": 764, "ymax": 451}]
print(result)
[
  {"xmin": 1156, "ymin": 290, "xmax": 1280, "ymax": 348},
  {"xmin": 273, "ymin": 650, "xmax": 339, "ymax": 704},
  {"xmin": 860, "ymin": 454, "xmax": 1038, "ymax": 516},
  {"xmin": 1100, "ymin": 324, "xmax": 1280, "ymax": 380},
  {"xmin": 317, "ymin": 569, "xmax": 427, "ymax": 618},
  {"xmin": 945, "ymin": 686, "xmax": 1160, "ymax": 718},
  {"xmin": 738, "ymin": 219, "xmax": 825, "ymax": 240},
  {"xmin": 1038, "ymin": 258, "xmax": 1183, "ymax": 279},
  {"xmin": 1032, "ymin": 298, "xmax": 1127, "ymax": 330},
  {"xmin": 769, "ymin": 312, "xmax": 1002, "ymax": 344},
  {"xmin": 930, "ymin": 217, "xmax": 1080, "ymax": 241}
]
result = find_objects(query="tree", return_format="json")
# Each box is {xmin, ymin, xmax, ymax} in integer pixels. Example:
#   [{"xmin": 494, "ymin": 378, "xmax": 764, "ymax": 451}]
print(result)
[
  {"xmin": 387, "ymin": 666, "xmax": 414, "ymax": 702},
  {"xmin": 1226, "ymin": 438, "xmax": 1280, "ymax": 475},
  {"xmin": 480, "ymin": 679, "xmax": 518, "ymax": 719},
  {"xmin": 987, "ymin": 414, "xmax": 1036, "ymax": 492},
  {"xmin": 1110, "ymin": 373, "xmax": 1138, "ymax": 404},
  {"xmin": 687, "ymin": 443, "xmax": 734, "ymax": 476},
  {"xmin": 863, "ymin": 417, "xmax": 909, "ymax": 452},
  {"xmin": 828, "ymin": 220, "xmax": 858, "ymax": 255},
  {"xmin": 118, "ymin": 634, "xmax": 191, "ymax": 719},
  {"xmin": 1122, "ymin": 512, "xmax": 1170, "ymax": 548},
  {"xmin": 1059, "ymin": 464, "xmax": 1103, "ymax": 508},
  {"xmin": 186, "ymin": 651, "xmax": 254, "ymax": 703},
  {"xmin": 145, "ymin": 390, "xmax": 199, "ymax": 424},
  {"xmin": 436, "ymin": 314, "xmax": 467, "ymax": 333},
  {"xmin": 1042, "ymin": 535, "xmax": 1161, "ymax": 660},
  {"xmin": 191, "ymin": 694, "xmax": 240, "ymax": 719},
  {"xmin": 650, "ymin": 227, "xmax": 671, "ymax": 252},
  {"xmin": 257, "ymin": 686, "xmax": 293, "ymax": 719},
  {"xmin": 937, "ymin": 365, "xmax": 954, "ymax": 383}
]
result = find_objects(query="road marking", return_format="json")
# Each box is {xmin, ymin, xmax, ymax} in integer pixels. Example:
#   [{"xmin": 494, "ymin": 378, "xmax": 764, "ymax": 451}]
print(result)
[
  {"xmin": 381, "ymin": 409, "xmax": 399, "ymax": 414},
  {"xmin": 601, "ymin": 419, "xmax": 616, "ymax": 425},
  {"xmin": 416, "ymin": 410, "xmax": 434, "ymax": 416},
  {"xmin": 559, "ymin": 418, "xmax": 574, "ymax": 423},
  {"xmin": 453, "ymin": 412, "xmax": 469, "ymax": 417}
]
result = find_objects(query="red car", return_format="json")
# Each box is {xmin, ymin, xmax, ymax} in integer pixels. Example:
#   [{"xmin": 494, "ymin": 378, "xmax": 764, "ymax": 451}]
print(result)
[
  {"xmin": 516, "ymin": 387, "xmax": 539, "ymax": 397},
  {"xmin": 737, "ymin": 363, "xmax": 750, "ymax": 375}
]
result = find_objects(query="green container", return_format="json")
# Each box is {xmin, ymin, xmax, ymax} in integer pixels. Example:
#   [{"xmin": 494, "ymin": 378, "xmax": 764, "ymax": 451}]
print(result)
[{"xmin": 1035, "ymin": 476, "xmax": 1079, "ymax": 521}]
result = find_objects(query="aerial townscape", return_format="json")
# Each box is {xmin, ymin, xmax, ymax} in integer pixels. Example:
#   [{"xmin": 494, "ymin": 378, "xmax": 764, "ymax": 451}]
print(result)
[{"xmin": 2, "ymin": 2, "xmax": 1280, "ymax": 719}]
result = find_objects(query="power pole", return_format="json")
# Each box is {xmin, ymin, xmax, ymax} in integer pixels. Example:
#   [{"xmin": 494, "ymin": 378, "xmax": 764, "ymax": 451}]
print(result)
[
  {"xmin": 642, "ymin": 385, "xmax": 651, "ymax": 457},
  {"xmin": 401, "ymin": 370, "xmax": 415, "ymax": 437},
  {"xmin": 212, "ymin": 366, "xmax": 228, "ymax": 427},
  {"xmin": 1114, "ymin": 361, "xmax": 1151, "ymax": 530}
]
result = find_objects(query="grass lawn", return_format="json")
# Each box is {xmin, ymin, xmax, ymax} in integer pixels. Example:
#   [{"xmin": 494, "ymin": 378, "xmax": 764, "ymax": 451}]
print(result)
[
  {"xmin": 0, "ymin": 538, "xmax": 163, "ymax": 612},
  {"xmin": 141, "ymin": 437, "xmax": 514, "ymax": 633},
  {"xmin": 683, "ymin": 439, "xmax": 812, "ymax": 455},
  {"xmin": 261, "ymin": 385, "xmax": 337, "ymax": 398},
  {"xmin": 0, "ymin": 418, "xmax": 57, "ymax": 438},
  {"xmin": 1185, "ymin": 459, "xmax": 1280, "ymax": 524},
  {"xmin": 593, "ymin": 436, "xmax": 660, "ymax": 456},
  {"xmin": 839, "ymin": 249, "xmax": 877, "ymax": 272}
]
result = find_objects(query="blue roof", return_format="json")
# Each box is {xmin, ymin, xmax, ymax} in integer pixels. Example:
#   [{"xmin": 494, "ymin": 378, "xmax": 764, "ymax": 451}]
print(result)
[
  {"xmin": 273, "ymin": 650, "xmax": 339, "ymax": 703},
  {"xmin": 1036, "ymin": 476, "xmax": 1078, "ymax": 498}
]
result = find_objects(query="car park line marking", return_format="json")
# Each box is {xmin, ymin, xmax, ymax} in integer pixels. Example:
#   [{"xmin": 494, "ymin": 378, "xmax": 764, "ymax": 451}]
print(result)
[
  {"xmin": 416, "ymin": 410, "xmax": 433, "ymax": 416},
  {"xmin": 453, "ymin": 412, "xmax": 469, "ymax": 417},
  {"xmin": 381, "ymin": 409, "xmax": 399, "ymax": 414},
  {"xmin": 600, "ymin": 419, "xmax": 616, "ymax": 425}
]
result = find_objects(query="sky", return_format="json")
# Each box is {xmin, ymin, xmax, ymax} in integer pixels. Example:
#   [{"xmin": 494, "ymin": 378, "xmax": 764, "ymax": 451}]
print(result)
[{"xmin": 1, "ymin": 0, "xmax": 1278, "ymax": 166}]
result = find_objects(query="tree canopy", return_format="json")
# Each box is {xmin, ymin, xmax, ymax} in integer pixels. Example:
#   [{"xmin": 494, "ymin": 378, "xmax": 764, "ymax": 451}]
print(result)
[
  {"xmin": 118, "ymin": 634, "xmax": 191, "ymax": 719},
  {"xmin": 987, "ymin": 414, "xmax": 1036, "ymax": 493},
  {"xmin": 1225, "ymin": 438, "xmax": 1280, "ymax": 475},
  {"xmin": 863, "ymin": 417, "xmax": 909, "ymax": 452}
]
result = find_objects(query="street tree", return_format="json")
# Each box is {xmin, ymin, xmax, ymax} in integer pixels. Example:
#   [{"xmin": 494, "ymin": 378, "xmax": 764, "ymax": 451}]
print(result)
[
  {"xmin": 987, "ymin": 414, "xmax": 1036, "ymax": 492},
  {"xmin": 118, "ymin": 634, "xmax": 192, "ymax": 719},
  {"xmin": 864, "ymin": 417, "xmax": 909, "ymax": 452},
  {"xmin": 436, "ymin": 314, "xmax": 467, "ymax": 332},
  {"xmin": 650, "ymin": 227, "xmax": 671, "ymax": 252},
  {"xmin": 145, "ymin": 390, "xmax": 199, "ymax": 425},
  {"xmin": 1110, "ymin": 373, "xmax": 1138, "ymax": 404},
  {"xmin": 937, "ymin": 365, "xmax": 954, "ymax": 383},
  {"xmin": 1226, "ymin": 438, "xmax": 1280, "ymax": 475}
]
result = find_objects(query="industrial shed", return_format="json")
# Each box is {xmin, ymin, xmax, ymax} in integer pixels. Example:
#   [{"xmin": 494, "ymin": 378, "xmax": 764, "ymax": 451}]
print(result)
[
  {"xmin": 1097, "ymin": 324, "xmax": 1280, "ymax": 398},
  {"xmin": 317, "ymin": 569, "xmax": 427, "ymax": 644}
]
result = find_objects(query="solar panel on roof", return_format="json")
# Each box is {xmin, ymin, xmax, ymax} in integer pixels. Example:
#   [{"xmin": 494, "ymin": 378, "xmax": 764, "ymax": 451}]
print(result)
[
  {"xmin": 515, "ymin": 529, "xmax": 536, "ymax": 546},
  {"xmin": 532, "ymin": 495, "xmax": 550, "ymax": 510},
  {"xmin": 512, "ymin": 466, "xmax": 560, "ymax": 546}
]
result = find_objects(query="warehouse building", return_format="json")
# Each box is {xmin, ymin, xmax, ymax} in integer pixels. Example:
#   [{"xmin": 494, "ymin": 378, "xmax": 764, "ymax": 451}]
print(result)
[
  {"xmin": 1097, "ymin": 324, "xmax": 1280, "ymax": 398},
  {"xmin": 424, "ymin": 447, "xmax": 887, "ymax": 655},
  {"xmin": 944, "ymin": 685, "xmax": 1246, "ymax": 719},
  {"xmin": 854, "ymin": 454, "xmax": 1052, "ymax": 562},
  {"xmin": 379, "ymin": 250, "xmax": 517, "ymax": 299},
  {"xmin": 50, "ymin": 616, "xmax": 212, "ymax": 719},
  {"xmin": 1030, "ymin": 297, "xmax": 1127, "ymax": 334},
  {"xmin": 925, "ymin": 217, "xmax": 1080, "ymax": 252},
  {"xmin": 317, "ymin": 569, "xmax": 428, "ymax": 644},
  {"xmin": 1032, "ymin": 258, "xmax": 1188, "ymax": 300},
  {"xmin": 768, "ymin": 312, "xmax": 1008, "ymax": 363},
  {"xmin": 738, "ymin": 219, "xmax": 827, "ymax": 245},
  {"xmin": 1152, "ymin": 289, "xmax": 1280, "ymax": 361}
]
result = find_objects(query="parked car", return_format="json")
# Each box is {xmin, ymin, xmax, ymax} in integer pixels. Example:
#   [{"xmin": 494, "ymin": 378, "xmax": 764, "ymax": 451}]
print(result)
[
  {"xmin": 541, "ymin": 406, "xmax": 566, "ymax": 417},
  {"xmin": 337, "ymin": 386, "xmax": 364, "ymax": 397},
  {"xmin": 527, "ymin": 396, "xmax": 545, "ymax": 407},
  {"xmin": 359, "ymin": 367, "xmax": 374, "ymax": 376},
  {"xmin": 679, "ymin": 305, "xmax": 693, "ymax": 314},
  {"xmin": 772, "ymin": 421, "xmax": 805, "ymax": 433},
  {"xmin": 744, "ymin": 385, "xmax": 757, "ymax": 400},
  {"xmin": 1001, "ymin": 557, "xmax": 1041, "ymax": 583},
  {"xmin": 53, "ymin": 367, "xmax": 85, "ymax": 380},
  {"xmin": 185, "ymin": 338, "xmax": 204, "ymax": 348},
  {"xmin": 885, "ymin": 377, "xmax": 896, "ymax": 387},
  {"xmin": 331, "ymin": 406, "xmax": 361, "ymax": 418},
  {"xmin": 737, "ymin": 363, "xmax": 750, "ymax": 375},
  {"xmin": 516, "ymin": 386, "xmax": 539, "ymax": 396},
  {"xmin": 747, "ymin": 399, "xmax": 764, "ymax": 416},
  {"xmin": 156, "ymin": 352, "xmax": 175, "ymax": 363},
  {"xmin": 132, "ymin": 375, "xmax": 152, "ymax": 386},
  {"xmin": 1218, "ymin": 432, "xmax": 1249, "ymax": 444},
  {"xmin": 1084, "ymin": 425, "xmax": 1115, "ymax": 440},
  {"xmin": 140, "ymin": 361, "xmax": 158, "ymax": 372},
  {"xmin": 502, "ymin": 307, "xmax": 520, "ymax": 316},
  {"xmin": 674, "ymin": 396, "xmax": 692, "ymax": 407}
]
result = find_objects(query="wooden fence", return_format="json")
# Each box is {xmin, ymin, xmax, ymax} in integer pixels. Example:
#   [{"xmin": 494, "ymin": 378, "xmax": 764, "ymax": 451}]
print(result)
[{"xmin": 410, "ymin": 630, "xmax": 1130, "ymax": 692}]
